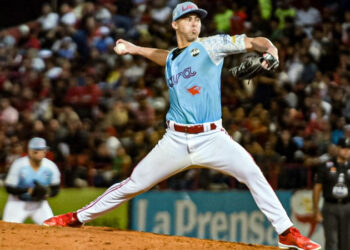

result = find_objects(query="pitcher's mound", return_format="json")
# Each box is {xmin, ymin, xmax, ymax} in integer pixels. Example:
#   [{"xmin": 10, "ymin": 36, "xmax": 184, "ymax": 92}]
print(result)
[{"xmin": 0, "ymin": 221, "xmax": 278, "ymax": 249}]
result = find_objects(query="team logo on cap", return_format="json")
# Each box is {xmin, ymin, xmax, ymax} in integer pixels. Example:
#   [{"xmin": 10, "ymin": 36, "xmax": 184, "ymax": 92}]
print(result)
[
  {"xmin": 182, "ymin": 4, "xmax": 196, "ymax": 11},
  {"xmin": 191, "ymin": 48, "xmax": 200, "ymax": 57}
]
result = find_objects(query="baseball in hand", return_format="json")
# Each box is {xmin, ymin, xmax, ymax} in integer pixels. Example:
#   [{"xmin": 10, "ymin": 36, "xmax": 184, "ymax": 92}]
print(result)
[{"xmin": 116, "ymin": 43, "xmax": 126, "ymax": 53}]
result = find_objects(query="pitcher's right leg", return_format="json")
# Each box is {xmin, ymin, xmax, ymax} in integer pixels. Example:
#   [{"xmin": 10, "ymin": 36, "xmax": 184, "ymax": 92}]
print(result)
[{"xmin": 77, "ymin": 131, "xmax": 192, "ymax": 223}]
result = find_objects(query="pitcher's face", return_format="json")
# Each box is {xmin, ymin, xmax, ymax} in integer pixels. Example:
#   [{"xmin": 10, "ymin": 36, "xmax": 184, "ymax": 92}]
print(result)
[{"xmin": 173, "ymin": 14, "xmax": 201, "ymax": 42}]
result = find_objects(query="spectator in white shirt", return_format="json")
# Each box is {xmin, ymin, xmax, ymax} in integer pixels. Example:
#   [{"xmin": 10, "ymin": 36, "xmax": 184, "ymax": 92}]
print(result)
[
  {"xmin": 38, "ymin": 3, "xmax": 59, "ymax": 31},
  {"xmin": 150, "ymin": 0, "xmax": 172, "ymax": 23},
  {"xmin": 295, "ymin": 0, "xmax": 321, "ymax": 38},
  {"xmin": 60, "ymin": 3, "xmax": 77, "ymax": 27},
  {"xmin": 0, "ymin": 98, "xmax": 19, "ymax": 125}
]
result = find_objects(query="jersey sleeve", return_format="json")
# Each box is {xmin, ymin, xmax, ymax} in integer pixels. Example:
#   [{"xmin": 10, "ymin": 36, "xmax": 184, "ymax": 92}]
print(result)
[
  {"xmin": 49, "ymin": 161, "xmax": 61, "ymax": 185},
  {"xmin": 5, "ymin": 159, "xmax": 21, "ymax": 186},
  {"xmin": 199, "ymin": 34, "xmax": 246, "ymax": 65}
]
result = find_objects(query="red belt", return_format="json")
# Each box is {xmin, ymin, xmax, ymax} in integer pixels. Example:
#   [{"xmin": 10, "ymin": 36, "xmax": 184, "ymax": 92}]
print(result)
[{"xmin": 170, "ymin": 122, "xmax": 217, "ymax": 134}]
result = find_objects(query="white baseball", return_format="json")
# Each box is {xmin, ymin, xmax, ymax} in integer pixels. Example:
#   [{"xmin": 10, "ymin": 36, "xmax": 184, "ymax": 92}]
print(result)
[{"xmin": 116, "ymin": 43, "xmax": 126, "ymax": 53}]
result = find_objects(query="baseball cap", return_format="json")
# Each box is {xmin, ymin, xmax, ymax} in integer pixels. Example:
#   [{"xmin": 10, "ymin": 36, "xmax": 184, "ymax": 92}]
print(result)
[
  {"xmin": 337, "ymin": 138, "xmax": 350, "ymax": 148},
  {"xmin": 172, "ymin": 2, "xmax": 207, "ymax": 22},
  {"xmin": 28, "ymin": 137, "xmax": 49, "ymax": 150}
]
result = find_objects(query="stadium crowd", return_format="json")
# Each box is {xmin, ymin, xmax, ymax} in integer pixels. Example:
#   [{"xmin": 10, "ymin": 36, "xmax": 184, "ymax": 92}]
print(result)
[{"xmin": 0, "ymin": 0, "xmax": 349, "ymax": 190}]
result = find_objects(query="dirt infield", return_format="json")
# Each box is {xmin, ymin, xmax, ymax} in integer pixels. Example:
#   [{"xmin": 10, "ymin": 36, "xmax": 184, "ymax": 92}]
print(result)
[{"xmin": 0, "ymin": 221, "xmax": 279, "ymax": 250}]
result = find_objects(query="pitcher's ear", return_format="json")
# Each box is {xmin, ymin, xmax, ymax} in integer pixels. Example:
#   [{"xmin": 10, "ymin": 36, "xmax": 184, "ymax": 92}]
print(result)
[{"xmin": 172, "ymin": 21, "xmax": 178, "ymax": 30}]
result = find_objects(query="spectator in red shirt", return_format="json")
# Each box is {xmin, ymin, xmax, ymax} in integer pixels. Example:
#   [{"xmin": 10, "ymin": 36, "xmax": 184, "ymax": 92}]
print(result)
[{"xmin": 80, "ymin": 74, "xmax": 102, "ymax": 107}]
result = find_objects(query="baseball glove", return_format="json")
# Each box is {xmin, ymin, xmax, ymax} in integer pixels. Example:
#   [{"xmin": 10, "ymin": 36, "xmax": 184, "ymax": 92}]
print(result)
[
  {"xmin": 31, "ymin": 181, "xmax": 49, "ymax": 201},
  {"xmin": 230, "ymin": 52, "xmax": 279, "ymax": 80}
]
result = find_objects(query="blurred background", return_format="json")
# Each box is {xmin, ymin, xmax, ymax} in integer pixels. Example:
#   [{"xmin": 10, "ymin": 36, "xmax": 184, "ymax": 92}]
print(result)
[{"xmin": 0, "ymin": 0, "xmax": 349, "ymax": 246}]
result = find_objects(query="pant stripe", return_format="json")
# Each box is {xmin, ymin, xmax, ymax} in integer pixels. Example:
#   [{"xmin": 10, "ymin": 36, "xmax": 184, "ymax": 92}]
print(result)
[{"xmin": 77, "ymin": 178, "xmax": 131, "ymax": 213}]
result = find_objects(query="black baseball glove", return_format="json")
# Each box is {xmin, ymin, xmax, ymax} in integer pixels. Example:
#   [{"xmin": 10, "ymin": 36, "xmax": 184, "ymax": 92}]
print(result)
[
  {"xmin": 31, "ymin": 181, "xmax": 50, "ymax": 201},
  {"xmin": 230, "ymin": 52, "xmax": 279, "ymax": 80}
]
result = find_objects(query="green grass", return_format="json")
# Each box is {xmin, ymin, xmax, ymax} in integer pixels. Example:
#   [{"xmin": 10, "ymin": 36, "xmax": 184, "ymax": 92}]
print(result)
[{"xmin": 0, "ymin": 187, "xmax": 128, "ymax": 229}]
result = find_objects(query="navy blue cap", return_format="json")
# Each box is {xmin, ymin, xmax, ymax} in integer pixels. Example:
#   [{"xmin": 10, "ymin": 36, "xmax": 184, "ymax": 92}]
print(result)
[{"xmin": 337, "ymin": 138, "xmax": 350, "ymax": 148}]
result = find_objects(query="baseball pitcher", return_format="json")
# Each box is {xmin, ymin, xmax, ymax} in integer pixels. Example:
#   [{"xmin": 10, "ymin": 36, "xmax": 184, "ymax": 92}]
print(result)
[
  {"xmin": 3, "ymin": 137, "xmax": 60, "ymax": 224},
  {"xmin": 44, "ymin": 2, "xmax": 320, "ymax": 249}
]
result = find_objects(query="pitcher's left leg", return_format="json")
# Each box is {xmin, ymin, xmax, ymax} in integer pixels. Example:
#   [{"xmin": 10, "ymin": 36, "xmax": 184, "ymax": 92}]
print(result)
[
  {"xmin": 192, "ymin": 130, "xmax": 292, "ymax": 234},
  {"xmin": 76, "ymin": 130, "xmax": 192, "ymax": 223}
]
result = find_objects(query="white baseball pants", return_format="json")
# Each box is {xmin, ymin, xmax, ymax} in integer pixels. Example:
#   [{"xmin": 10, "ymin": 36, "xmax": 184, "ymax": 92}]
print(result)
[
  {"xmin": 3, "ymin": 195, "xmax": 54, "ymax": 224},
  {"xmin": 77, "ymin": 120, "xmax": 293, "ymax": 234}
]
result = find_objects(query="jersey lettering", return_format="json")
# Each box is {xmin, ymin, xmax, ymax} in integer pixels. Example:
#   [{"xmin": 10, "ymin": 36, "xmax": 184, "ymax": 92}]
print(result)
[
  {"xmin": 182, "ymin": 5, "xmax": 195, "ymax": 11},
  {"xmin": 168, "ymin": 67, "xmax": 196, "ymax": 87}
]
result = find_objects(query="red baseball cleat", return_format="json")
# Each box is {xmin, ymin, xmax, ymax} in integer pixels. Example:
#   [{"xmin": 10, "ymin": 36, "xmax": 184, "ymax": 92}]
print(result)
[
  {"xmin": 43, "ymin": 212, "xmax": 83, "ymax": 227},
  {"xmin": 278, "ymin": 227, "xmax": 321, "ymax": 250}
]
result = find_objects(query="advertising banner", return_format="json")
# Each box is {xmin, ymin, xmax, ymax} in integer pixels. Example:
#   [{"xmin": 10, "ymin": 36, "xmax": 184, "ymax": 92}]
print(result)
[
  {"xmin": 132, "ymin": 191, "xmax": 292, "ymax": 245},
  {"xmin": 290, "ymin": 190, "xmax": 325, "ymax": 248}
]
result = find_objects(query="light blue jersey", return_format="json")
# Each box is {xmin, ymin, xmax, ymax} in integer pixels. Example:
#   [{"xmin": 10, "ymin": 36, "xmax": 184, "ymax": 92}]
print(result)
[
  {"xmin": 165, "ymin": 34, "xmax": 246, "ymax": 124},
  {"xmin": 5, "ymin": 156, "xmax": 60, "ymax": 189}
]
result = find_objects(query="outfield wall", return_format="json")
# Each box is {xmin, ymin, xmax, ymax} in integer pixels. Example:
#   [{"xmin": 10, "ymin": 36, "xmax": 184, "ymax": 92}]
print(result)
[{"xmin": 131, "ymin": 190, "xmax": 325, "ymax": 247}]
